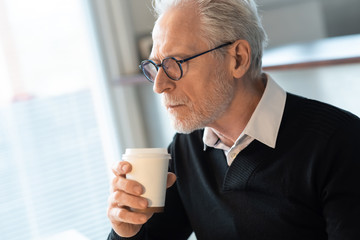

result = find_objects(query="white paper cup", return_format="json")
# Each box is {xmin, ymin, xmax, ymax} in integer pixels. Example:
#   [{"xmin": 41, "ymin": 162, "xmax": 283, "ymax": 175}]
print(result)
[{"xmin": 123, "ymin": 148, "xmax": 171, "ymax": 213}]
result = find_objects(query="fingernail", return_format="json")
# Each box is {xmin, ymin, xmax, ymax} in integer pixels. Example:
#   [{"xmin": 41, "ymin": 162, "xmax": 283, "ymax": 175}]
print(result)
[
  {"xmin": 121, "ymin": 164, "xmax": 129, "ymax": 173},
  {"xmin": 134, "ymin": 185, "xmax": 143, "ymax": 195},
  {"xmin": 140, "ymin": 199, "xmax": 148, "ymax": 208}
]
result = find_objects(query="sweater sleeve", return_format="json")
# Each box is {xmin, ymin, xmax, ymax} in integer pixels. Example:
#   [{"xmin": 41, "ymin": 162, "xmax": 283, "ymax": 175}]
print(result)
[
  {"xmin": 321, "ymin": 118, "xmax": 360, "ymax": 239},
  {"xmin": 107, "ymin": 228, "xmax": 144, "ymax": 240}
]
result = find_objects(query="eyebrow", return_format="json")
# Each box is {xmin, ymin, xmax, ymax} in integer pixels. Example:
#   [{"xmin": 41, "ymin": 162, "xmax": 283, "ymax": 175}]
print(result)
[
  {"xmin": 149, "ymin": 45, "xmax": 198, "ymax": 62},
  {"xmin": 149, "ymin": 53, "xmax": 188, "ymax": 62}
]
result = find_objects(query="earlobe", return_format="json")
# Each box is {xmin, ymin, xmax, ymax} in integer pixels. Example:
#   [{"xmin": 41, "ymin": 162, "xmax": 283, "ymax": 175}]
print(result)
[{"xmin": 231, "ymin": 40, "xmax": 251, "ymax": 79}]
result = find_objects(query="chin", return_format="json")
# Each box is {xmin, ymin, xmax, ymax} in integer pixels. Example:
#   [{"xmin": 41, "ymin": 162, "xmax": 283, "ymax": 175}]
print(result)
[
  {"xmin": 174, "ymin": 126, "xmax": 199, "ymax": 134},
  {"xmin": 171, "ymin": 117, "xmax": 208, "ymax": 134}
]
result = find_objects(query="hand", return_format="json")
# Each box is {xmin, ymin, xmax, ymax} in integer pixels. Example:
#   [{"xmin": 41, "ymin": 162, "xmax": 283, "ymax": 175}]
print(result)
[{"xmin": 107, "ymin": 161, "xmax": 177, "ymax": 238}]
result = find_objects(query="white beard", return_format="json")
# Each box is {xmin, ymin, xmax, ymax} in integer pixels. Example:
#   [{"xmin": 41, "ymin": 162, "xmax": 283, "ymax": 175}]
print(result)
[{"xmin": 162, "ymin": 70, "xmax": 234, "ymax": 133}]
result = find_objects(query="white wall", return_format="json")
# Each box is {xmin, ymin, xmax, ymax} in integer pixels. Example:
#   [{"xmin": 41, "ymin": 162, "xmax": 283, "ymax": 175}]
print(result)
[
  {"xmin": 128, "ymin": 0, "xmax": 155, "ymax": 36},
  {"xmin": 259, "ymin": 1, "xmax": 326, "ymax": 48},
  {"xmin": 268, "ymin": 63, "xmax": 360, "ymax": 117}
]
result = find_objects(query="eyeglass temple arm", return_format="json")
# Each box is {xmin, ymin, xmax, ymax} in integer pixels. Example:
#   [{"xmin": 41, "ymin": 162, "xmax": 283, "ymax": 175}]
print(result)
[{"xmin": 179, "ymin": 42, "xmax": 233, "ymax": 63}]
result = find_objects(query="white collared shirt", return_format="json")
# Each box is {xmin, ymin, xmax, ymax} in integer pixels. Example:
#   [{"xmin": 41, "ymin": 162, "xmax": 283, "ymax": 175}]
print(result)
[{"xmin": 202, "ymin": 75, "xmax": 287, "ymax": 165}]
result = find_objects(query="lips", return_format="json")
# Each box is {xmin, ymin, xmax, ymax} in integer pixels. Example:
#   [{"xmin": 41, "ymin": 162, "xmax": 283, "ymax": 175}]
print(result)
[
  {"xmin": 167, "ymin": 104, "xmax": 184, "ymax": 109},
  {"xmin": 166, "ymin": 104, "xmax": 186, "ymax": 113},
  {"xmin": 162, "ymin": 93, "xmax": 190, "ymax": 113}
]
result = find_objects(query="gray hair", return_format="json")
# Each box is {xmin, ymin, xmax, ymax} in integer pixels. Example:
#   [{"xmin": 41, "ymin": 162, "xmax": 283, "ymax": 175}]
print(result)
[{"xmin": 152, "ymin": 0, "xmax": 268, "ymax": 79}]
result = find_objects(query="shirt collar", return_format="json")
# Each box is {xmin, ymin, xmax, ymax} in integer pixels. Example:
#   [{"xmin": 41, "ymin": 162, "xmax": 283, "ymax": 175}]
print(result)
[{"xmin": 203, "ymin": 74, "xmax": 286, "ymax": 150}]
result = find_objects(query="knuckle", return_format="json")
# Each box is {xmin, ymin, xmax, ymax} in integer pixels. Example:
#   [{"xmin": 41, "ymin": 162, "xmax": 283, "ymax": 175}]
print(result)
[
  {"xmin": 107, "ymin": 206, "xmax": 129, "ymax": 223},
  {"xmin": 119, "ymin": 178, "xmax": 132, "ymax": 191},
  {"xmin": 113, "ymin": 190, "xmax": 123, "ymax": 201},
  {"xmin": 107, "ymin": 206, "xmax": 118, "ymax": 221},
  {"xmin": 111, "ymin": 176, "xmax": 119, "ymax": 188},
  {"xmin": 111, "ymin": 176, "xmax": 117, "ymax": 185},
  {"xmin": 112, "ymin": 190, "xmax": 133, "ymax": 207},
  {"xmin": 106, "ymin": 206, "xmax": 112, "ymax": 218},
  {"xmin": 112, "ymin": 176, "xmax": 131, "ymax": 192},
  {"xmin": 108, "ymin": 192, "xmax": 117, "ymax": 205},
  {"xmin": 117, "ymin": 208, "xmax": 128, "ymax": 221}
]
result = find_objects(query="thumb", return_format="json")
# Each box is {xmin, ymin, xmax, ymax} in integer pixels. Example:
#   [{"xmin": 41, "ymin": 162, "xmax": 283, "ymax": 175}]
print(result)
[{"xmin": 166, "ymin": 172, "xmax": 177, "ymax": 188}]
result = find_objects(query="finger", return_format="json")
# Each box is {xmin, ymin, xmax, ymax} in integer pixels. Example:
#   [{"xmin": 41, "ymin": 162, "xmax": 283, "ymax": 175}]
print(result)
[
  {"xmin": 107, "ymin": 206, "xmax": 149, "ymax": 225},
  {"xmin": 112, "ymin": 177, "xmax": 144, "ymax": 195},
  {"xmin": 166, "ymin": 172, "xmax": 177, "ymax": 188},
  {"xmin": 112, "ymin": 161, "xmax": 132, "ymax": 176},
  {"xmin": 109, "ymin": 191, "xmax": 148, "ymax": 210}
]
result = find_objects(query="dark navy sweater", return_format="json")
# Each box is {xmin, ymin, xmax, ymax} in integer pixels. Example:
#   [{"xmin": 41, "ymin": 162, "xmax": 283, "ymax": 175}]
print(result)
[{"xmin": 109, "ymin": 93, "xmax": 360, "ymax": 240}]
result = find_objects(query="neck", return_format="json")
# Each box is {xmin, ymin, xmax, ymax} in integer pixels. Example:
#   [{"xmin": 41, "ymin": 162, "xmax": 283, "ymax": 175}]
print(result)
[{"xmin": 208, "ymin": 74, "xmax": 266, "ymax": 146}]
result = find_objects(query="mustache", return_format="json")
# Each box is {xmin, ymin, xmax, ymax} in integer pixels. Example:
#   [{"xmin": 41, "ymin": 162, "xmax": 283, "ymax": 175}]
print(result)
[{"xmin": 162, "ymin": 94, "xmax": 190, "ymax": 106}]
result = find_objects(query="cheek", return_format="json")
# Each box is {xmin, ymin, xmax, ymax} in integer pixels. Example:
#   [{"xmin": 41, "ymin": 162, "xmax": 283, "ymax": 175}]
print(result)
[
  {"xmin": 180, "ymin": 59, "xmax": 222, "ymax": 102},
  {"xmin": 181, "ymin": 82, "xmax": 206, "ymax": 107}
]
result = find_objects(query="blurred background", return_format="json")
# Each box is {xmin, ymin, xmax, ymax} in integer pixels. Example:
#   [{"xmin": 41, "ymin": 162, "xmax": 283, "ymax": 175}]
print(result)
[{"xmin": 0, "ymin": 0, "xmax": 359, "ymax": 239}]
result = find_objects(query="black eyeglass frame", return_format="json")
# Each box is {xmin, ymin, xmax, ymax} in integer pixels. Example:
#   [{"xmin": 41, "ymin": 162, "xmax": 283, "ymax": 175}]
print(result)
[{"xmin": 139, "ymin": 42, "xmax": 233, "ymax": 83}]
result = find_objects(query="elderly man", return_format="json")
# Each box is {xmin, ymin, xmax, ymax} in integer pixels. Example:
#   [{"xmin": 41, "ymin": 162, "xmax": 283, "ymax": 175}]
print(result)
[{"xmin": 107, "ymin": 0, "xmax": 360, "ymax": 239}]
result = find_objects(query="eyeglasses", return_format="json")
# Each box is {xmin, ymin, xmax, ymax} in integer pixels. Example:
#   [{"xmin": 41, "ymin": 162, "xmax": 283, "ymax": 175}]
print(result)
[{"xmin": 139, "ymin": 42, "xmax": 233, "ymax": 83}]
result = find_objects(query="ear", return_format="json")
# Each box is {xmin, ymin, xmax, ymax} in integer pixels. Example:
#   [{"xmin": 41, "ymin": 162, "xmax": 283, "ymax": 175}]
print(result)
[{"xmin": 229, "ymin": 40, "xmax": 251, "ymax": 79}]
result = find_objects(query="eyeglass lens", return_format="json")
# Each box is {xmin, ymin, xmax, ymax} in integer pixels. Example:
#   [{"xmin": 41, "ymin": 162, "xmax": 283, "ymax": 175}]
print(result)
[
  {"xmin": 141, "ymin": 58, "xmax": 182, "ymax": 82},
  {"xmin": 162, "ymin": 58, "xmax": 182, "ymax": 80},
  {"xmin": 141, "ymin": 61, "xmax": 157, "ymax": 82}
]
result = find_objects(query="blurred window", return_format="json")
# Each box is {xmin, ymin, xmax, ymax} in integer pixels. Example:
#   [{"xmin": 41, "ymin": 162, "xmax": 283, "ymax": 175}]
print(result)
[{"xmin": 0, "ymin": 0, "xmax": 115, "ymax": 239}]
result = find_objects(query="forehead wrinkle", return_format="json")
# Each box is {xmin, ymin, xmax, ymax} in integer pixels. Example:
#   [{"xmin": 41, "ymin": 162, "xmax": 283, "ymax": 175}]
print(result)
[
  {"xmin": 151, "ymin": 36, "xmax": 197, "ymax": 61},
  {"xmin": 151, "ymin": 4, "xmax": 204, "ymax": 61}
]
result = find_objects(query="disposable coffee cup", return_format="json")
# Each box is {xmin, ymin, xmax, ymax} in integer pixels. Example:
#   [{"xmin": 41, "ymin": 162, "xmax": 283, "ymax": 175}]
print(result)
[{"xmin": 123, "ymin": 148, "xmax": 171, "ymax": 213}]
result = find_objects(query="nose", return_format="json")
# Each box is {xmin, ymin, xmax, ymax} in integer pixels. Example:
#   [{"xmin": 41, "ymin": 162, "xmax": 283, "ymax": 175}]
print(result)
[{"xmin": 153, "ymin": 68, "xmax": 175, "ymax": 94}]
